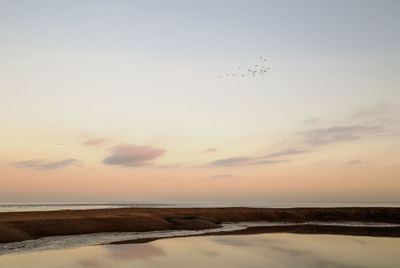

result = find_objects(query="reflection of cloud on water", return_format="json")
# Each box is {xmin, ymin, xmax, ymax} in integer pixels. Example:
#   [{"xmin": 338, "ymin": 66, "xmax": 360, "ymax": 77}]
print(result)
[
  {"xmin": 201, "ymin": 249, "xmax": 218, "ymax": 257},
  {"xmin": 78, "ymin": 258, "xmax": 105, "ymax": 268},
  {"xmin": 267, "ymin": 245, "xmax": 310, "ymax": 257},
  {"xmin": 212, "ymin": 236, "xmax": 310, "ymax": 257},
  {"xmin": 212, "ymin": 237, "xmax": 250, "ymax": 247},
  {"xmin": 312, "ymin": 259, "xmax": 364, "ymax": 268},
  {"xmin": 76, "ymin": 244, "xmax": 165, "ymax": 267},
  {"xmin": 105, "ymin": 244, "xmax": 165, "ymax": 261},
  {"xmin": 212, "ymin": 236, "xmax": 289, "ymax": 248},
  {"xmin": 212, "ymin": 235, "xmax": 365, "ymax": 268}
]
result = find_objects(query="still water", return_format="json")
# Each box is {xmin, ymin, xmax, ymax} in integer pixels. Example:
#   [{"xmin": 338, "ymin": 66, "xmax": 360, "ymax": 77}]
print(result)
[{"xmin": 1, "ymin": 233, "xmax": 399, "ymax": 268}]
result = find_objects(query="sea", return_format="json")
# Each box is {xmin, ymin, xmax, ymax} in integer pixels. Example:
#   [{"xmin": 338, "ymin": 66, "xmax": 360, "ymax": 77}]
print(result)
[{"xmin": 0, "ymin": 201, "xmax": 399, "ymax": 212}]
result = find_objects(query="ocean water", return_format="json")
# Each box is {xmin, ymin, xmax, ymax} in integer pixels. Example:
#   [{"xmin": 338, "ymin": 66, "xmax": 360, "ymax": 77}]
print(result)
[{"xmin": 0, "ymin": 201, "xmax": 399, "ymax": 212}]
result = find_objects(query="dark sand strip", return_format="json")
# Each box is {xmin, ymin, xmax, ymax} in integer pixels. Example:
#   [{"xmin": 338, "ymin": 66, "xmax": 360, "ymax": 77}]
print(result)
[{"xmin": 1, "ymin": 207, "xmax": 399, "ymax": 243}]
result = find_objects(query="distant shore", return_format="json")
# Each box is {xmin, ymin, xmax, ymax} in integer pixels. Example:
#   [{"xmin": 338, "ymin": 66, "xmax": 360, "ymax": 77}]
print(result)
[{"xmin": 1, "ymin": 207, "xmax": 400, "ymax": 243}]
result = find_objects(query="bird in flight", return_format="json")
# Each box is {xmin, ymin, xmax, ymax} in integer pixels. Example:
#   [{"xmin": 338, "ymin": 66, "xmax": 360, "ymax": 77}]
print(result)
[{"xmin": 217, "ymin": 57, "xmax": 270, "ymax": 79}]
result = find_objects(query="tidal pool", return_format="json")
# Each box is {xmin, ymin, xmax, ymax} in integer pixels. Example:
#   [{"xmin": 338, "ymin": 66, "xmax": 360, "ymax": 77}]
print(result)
[{"xmin": 1, "ymin": 233, "xmax": 399, "ymax": 268}]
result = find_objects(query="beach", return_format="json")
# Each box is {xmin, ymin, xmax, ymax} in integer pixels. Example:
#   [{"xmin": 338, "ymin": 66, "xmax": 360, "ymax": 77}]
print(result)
[{"xmin": 1, "ymin": 207, "xmax": 400, "ymax": 244}]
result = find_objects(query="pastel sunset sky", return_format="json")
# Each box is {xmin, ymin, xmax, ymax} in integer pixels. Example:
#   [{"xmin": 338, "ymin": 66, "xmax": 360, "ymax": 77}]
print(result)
[{"xmin": 1, "ymin": 0, "xmax": 399, "ymax": 202}]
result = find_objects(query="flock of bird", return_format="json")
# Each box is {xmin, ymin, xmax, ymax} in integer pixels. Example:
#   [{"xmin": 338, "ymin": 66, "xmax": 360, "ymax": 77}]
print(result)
[{"xmin": 217, "ymin": 56, "xmax": 270, "ymax": 79}]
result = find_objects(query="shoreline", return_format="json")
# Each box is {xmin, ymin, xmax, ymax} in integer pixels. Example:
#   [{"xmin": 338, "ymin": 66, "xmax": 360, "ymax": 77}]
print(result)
[{"xmin": 1, "ymin": 207, "xmax": 400, "ymax": 244}]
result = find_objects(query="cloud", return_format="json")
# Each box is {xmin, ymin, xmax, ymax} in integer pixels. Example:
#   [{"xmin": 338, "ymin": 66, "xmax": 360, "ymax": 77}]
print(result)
[
  {"xmin": 353, "ymin": 103, "xmax": 391, "ymax": 118},
  {"xmin": 211, "ymin": 174, "xmax": 234, "ymax": 178},
  {"xmin": 352, "ymin": 103, "xmax": 398, "ymax": 128},
  {"xmin": 204, "ymin": 148, "xmax": 218, "ymax": 153},
  {"xmin": 156, "ymin": 163, "xmax": 183, "ymax": 169},
  {"xmin": 209, "ymin": 121, "xmax": 383, "ymax": 168},
  {"xmin": 83, "ymin": 138, "xmax": 106, "ymax": 146},
  {"xmin": 266, "ymin": 148, "xmax": 309, "ymax": 158},
  {"xmin": 299, "ymin": 125, "xmax": 383, "ymax": 146},
  {"xmin": 302, "ymin": 117, "xmax": 319, "ymax": 125},
  {"xmin": 347, "ymin": 159, "xmax": 364, "ymax": 165},
  {"xmin": 14, "ymin": 158, "xmax": 81, "ymax": 170},
  {"xmin": 254, "ymin": 159, "xmax": 291, "ymax": 165},
  {"xmin": 210, "ymin": 157, "xmax": 289, "ymax": 167},
  {"xmin": 208, "ymin": 104, "xmax": 393, "ymax": 169},
  {"xmin": 102, "ymin": 144, "xmax": 166, "ymax": 167},
  {"xmin": 286, "ymin": 105, "xmax": 394, "ymax": 152},
  {"xmin": 296, "ymin": 103, "xmax": 394, "ymax": 148},
  {"xmin": 210, "ymin": 157, "xmax": 252, "ymax": 166},
  {"xmin": 211, "ymin": 104, "xmax": 394, "ymax": 169},
  {"xmin": 208, "ymin": 125, "xmax": 381, "ymax": 168}
]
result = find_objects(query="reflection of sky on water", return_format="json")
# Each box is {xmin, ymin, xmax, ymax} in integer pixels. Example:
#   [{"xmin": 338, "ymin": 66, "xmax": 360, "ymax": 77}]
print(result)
[
  {"xmin": 105, "ymin": 244, "xmax": 165, "ymax": 261},
  {"xmin": 76, "ymin": 244, "xmax": 165, "ymax": 268},
  {"xmin": 200, "ymin": 249, "xmax": 218, "ymax": 257},
  {"xmin": 210, "ymin": 235, "xmax": 376, "ymax": 267},
  {"xmin": 212, "ymin": 236, "xmax": 288, "ymax": 247},
  {"xmin": 78, "ymin": 259, "xmax": 104, "ymax": 268},
  {"xmin": 0, "ymin": 233, "xmax": 400, "ymax": 268},
  {"xmin": 78, "ymin": 244, "xmax": 165, "ymax": 268},
  {"xmin": 210, "ymin": 235, "xmax": 383, "ymax": 268}
]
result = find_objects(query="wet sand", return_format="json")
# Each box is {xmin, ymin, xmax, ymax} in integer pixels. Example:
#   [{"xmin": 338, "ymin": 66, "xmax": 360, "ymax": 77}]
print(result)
[{"xmin": 1, "ymin": 207, "xmax": 399, "ymax": 243}]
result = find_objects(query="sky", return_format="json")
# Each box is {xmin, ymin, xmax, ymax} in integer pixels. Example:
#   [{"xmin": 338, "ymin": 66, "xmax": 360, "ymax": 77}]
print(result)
[{"xmin": 1, "ymin": 0, "xmax": 399, "ymax": 203}]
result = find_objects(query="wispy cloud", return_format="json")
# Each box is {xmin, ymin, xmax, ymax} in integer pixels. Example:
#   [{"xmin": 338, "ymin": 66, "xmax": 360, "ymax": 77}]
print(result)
[
  {"xmin": 210, "ymin": 157, "xmax": 252, "ymax": 166},
  {"xmin": 156, "ymin": 163, "xmax": 183, "ymax": 169},
  {"xmin": 210, "ymin": 157, "xmax": 289, "ymax": 167},
  {"xmin": 211, "ymin": 174, "xmax": 234, "ymax": 178},
  {"xmin": 269, "ymin": 104, "xmax": 394, "ymax": 159},
  {"xmin": 266, "ymin": 148, "xmax": 309, "ymax": 158},
  {"xmin": 14, "ymin": 158, "xmax": 81, "ymax": 170},
  {"xmin": 255, "ymin": 159, "xmax": 291, "ymax": 165},
  {"xmin": 202, "ymin": 148, "xmax": 218, "ymax": 153},
  {"xmin": 347, "ymin": 159, "xmax": 365, "ymax": 165},
  {"xmin": 351, "ymin": 103, "xmax": 397, "ymax": 127},
  {"xmin": 209, "ymin": 118, "xmax": 386, "ymax": 168},
  {"xmin": 295, "ymin": 103, "xmax": 396, "ymax": 149},
  {"xmin": 102, "ymin": 144, "xmax": 166, "ymax": 167},
  {"xmin": 207, "ymin": 103, "xmax": 396, "ymax": 168},
  {"xmin": 302, "ymin": 117, "xmax": 319, "ymax": 125},
  {"xmin": 299, "ymin": 125, "xmax": 383, "ymax": 146},
  {"xmin": 207, "ymin": 146, "xmax": 302, "ymax": 167},
  {"xmin": 353, "ymin": 103, "xmax": 390, "ymax": 118},
  {"xmin": 83, "ymin": 138, "xmax": 106, "ymax": 146}
]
